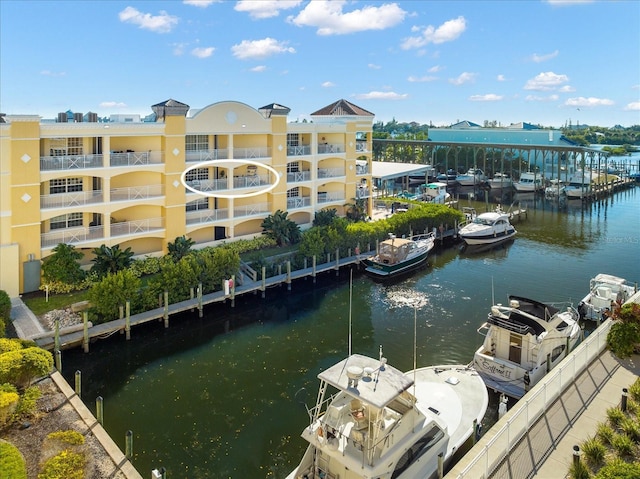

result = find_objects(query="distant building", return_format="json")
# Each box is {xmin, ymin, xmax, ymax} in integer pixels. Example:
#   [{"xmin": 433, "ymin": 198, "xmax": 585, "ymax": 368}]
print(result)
[{"xmin": 0, "ymin": 98, "xmax": 373, "ymax": 296}]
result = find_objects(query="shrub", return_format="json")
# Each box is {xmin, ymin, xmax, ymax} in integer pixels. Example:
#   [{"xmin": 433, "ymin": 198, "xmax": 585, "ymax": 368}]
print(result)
[
  {"xmin": 0, "ymin": 384, "xmax": 20, "ymax": 426},
  {"xmin": 581, "ymin": 436, "xmax": 606, "ymax": 468},
  {"xmin": 37, "ymin": 449, "xmax": 85, "ymax": 479},
  {"xmin": 41, "ymin": 244, "xmax": 85, "ymax": 288},
  {"xmin": 596, "ymin": 422, "xmax": 615, "ymax": 445},
  {"xmin": 568, "ymin": 458, "xmax": 590, "ymax": 479},
  {"xmin": 0, "ymin": 441, "xmax": 27, "ymax": 479},
  {"xmin": 620, "ymin": 417, "xmax": 640, "ymax": 442},
  {"xmin": 629, "ymin": 377, "xmax": 640, "ymax": 402},
  {"xmin": 611, "ymin": 433, "xmax": 634, "ymax": 457},
  {"xmin": 594, "ymin": 457, "xmax": 640, "ymax": 478},
  {"xmin": 606, "ymin": 406, "xmax": 625, "ymax": 427},
  {"xmin": 0, "ymin": 347, "xmax": 53, "ymax": 389},
  {"xmin": 0, "ymin": 290, "xmax": 11, "ymax": 321},
  {"xmin": 88, "ymin": 269, "xmax": 141, "ymax": 322},
  {"xmin": 12, "ymin": 385, "xmax": 41, "ymax": 420},
  {"xmin": 0, "ymin": 338, "xmax": 22, "ymax": 355},
  {"xmin": 47, "ymin": 430, "xmax": 85, "ymax": 446}
]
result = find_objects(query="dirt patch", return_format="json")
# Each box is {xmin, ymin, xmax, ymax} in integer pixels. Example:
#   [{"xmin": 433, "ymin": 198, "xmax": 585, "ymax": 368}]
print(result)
[{"xmin": 1, "ymin": 377, "xmax": 128, "ymax": 479}]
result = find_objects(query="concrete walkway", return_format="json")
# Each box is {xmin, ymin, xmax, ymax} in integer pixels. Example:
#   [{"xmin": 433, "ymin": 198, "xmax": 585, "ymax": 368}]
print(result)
[{"xmin": 10, "ymin": 296, "xmax": 46, "ymax": 340}]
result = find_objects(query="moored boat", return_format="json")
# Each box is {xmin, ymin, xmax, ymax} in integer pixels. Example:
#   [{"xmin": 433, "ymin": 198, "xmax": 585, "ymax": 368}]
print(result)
[
  {"xmin": 458, "ymin": 206, "xmax": 516, "ymax": 245},
  {"xmin": 422, "ymin": 182, "xmax": 451, "ymax": 204},
  {"xmin": 513, "ymin": 172, "xmax": 544, "ymax": 192},
  {"xmin": 488, "ymin": 172, "xmax": 513, "ymax": 189},
  {"xmin": 578, "ymin": 273, "xmax": 638, "ymax": 321},
  {"xmin": 473, "ymin": 295, "xmax": 581, "ymax": 398},
  {"xmin": 456, "ymin": 168, "xmax": 487, "ymax": 186},
  {"xmin": 364, "ymin": 233, "xmax": 435, "ymax": 277},
  {"xmin": 286, "ymin": 350, "xmax": 488, "ymax": 479}
]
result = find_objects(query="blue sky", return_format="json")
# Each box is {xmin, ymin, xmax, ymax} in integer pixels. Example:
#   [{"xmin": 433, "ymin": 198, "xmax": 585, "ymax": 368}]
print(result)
[{"xmin": 1, "ymin": 0, "xmax": 639, "ymax": 128}]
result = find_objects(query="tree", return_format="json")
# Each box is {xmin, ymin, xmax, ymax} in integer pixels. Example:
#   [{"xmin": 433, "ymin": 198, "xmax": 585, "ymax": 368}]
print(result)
[
  {"xmin": 0, "ymin": 346, "xmax": 53, "ymax": 389},
  {"xmin": 90, "ymin": 244, "xmax": 134, "ymax": 277},
  {"xmin": 168, "ymin": 235, "xmax": 196, "ymax": 262},
  {"xmin": 313, "ymin": 208, "xmax": 338, "ymax": 227},
  {"xmin": 344, "ymin": 198, "xmax": 367, "ymax": 222},
  {"xmin": 41, "ymin": 243, "xmax": 85, "ymax": 286},
  {"xmin": 261, "ymin": 210, "xmax": 301, "ymax": 246},
  {"xmin": 88, "ymin": 269, "xmax": 142, "ymax": 322}
]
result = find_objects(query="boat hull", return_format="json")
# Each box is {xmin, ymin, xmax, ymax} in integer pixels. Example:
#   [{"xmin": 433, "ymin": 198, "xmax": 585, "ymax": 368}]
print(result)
[
  {"xmin": 364, "ymin": 249, "xmax": 430, "ymax": 277},
  {"xmin": 460, "ymin": 228, "xmax": 516, "ymax": 245}
]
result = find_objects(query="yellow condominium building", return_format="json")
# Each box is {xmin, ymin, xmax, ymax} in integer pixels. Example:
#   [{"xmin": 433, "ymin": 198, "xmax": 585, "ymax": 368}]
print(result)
[{"xmin": 0, "ymin": 98, "xmax": 374, "ymax": 297}]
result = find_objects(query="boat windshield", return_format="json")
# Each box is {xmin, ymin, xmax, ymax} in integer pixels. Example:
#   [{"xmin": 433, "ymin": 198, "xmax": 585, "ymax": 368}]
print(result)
[{"xmin": 474, "ymin": 216, "xmax": 494, "ymax": 226}]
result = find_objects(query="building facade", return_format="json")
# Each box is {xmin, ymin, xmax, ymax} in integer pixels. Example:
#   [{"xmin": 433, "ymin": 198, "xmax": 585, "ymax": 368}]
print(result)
[{"xmin": 0, "ymin": 99, "xmax": 374, "ymax": 297}]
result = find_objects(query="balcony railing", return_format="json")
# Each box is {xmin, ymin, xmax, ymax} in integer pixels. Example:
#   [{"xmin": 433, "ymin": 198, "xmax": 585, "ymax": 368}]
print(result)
[
  {"xmin": 356, "ymin": 164, "xmax": 369, "ymax": 175},
  {"xmin": 234, "ymin": 203, "xmax": 270, "ymax": 218},
  {"xmin": 287, "ymin": 145, "xmax": 312, "ymax": 156},
  {"xmin": 111, "ymin": 217, "xmax": 164, "ymax": 237},
  {"xmin": 233, "ymin": 174, "xmax": 272, "ymax": 189},
  {"xmin": 110, "ymin": 151, "xmax": 161, "ymax": 167},
  {"xmin": 318, "ymin": 168, "xmax": 345, "ymax": 179},
  {"xmin": 186, "ymin": 208, "xmax": 229, "ymax": 225},
  {"xmin": 111, "ymin": 185, "xmax": 164, "ymax": 201},
  {"xmin": 287, "ymin": 171, "xmax": 311, "ymax": 183},
  {"xmin": 355, "ymin": 142, "xmax": 369, "ymax": 153},
  {"xmin": 318, "ymin": 143, "xmax": 344, "ymax": 155},
  {"xmin": 185, "ymin": 149, "xmax": 229, "ymax": 162},
  {"xmin": 186, "ymin": 178, "xmax": 228, "ymax": 193},
  {"xmin": 41, "ymin": 190, "xmax": 104, "ymax": 209},
  {"xmin": 40, "ymin": 154, "xmax": 104, "ymax": 171},
  {"xmin": 287, "ymin": 196, "xmax": 311, "ymax": 209},
  {"xmin": 233, "ymin": 147, "xmax": 271, "ymax": 159},
  {"xmin": 41, "ymin": 225, "xmax": 104, "ymax": 248},
  {"xmin": 317, "ymin": 192, "xmax": 345, "ymax": 204},
  {"xmin": 355, "ymin": 188, "xmax": 371, "ymax": 199}
]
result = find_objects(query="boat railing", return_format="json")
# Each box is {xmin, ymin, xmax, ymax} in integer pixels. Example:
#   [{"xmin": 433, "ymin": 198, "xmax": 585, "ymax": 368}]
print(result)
[{"xmin": 487, "ymin": 315, "xmax": 533, "ymax": 335}]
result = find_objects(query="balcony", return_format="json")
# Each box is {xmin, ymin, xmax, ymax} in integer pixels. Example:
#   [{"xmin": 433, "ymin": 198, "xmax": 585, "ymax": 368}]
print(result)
[
  {"xmin": 318, "ymin": 167, "xmax": 346, "ymax": 179},
  {"xmin": 185, "ymin": 149, "xmax": 229, "ymax": 162},
  {"xmin": 287, "ymin": 196, "xmax": 311, "ymax": 210},
  {"xmin": 186, "ymin": 179, "xmax": 228, "ymax": 193},
  {"xmin": 355, "ymin": 141, "xmax": 369, "ymax": 153},
  {"xmin": 356, "ymin": 187, "xmax": 371, "ymax": 199},
  {"xmin": 110, "ymin": 217, "xmax": 165, "ymax": 237},
  {"xmin": 234, "ymin": 203, "xmax": 270, "ymax": 218},
  {"xmin": 287, "ymin": 145, "xmax": 312, "ymax": 156},
  {"xmin": 233, "ymin": 147, "xmax": 271, "ymax": 159},
  {"xmin": 317, "ymin": 192, "xmax": 345, "ymax": 204},
  {"xmin": 186, "ymin": 208, "xmax": 229, "ymax": 225},
  {"xmin": 110, "ymin": 185, "xmax": 164, "ymax": 202},
  {"xmin": 110, "ymin": 150, "xmax": 161, "ymax": 167},
  {"xmin": 40, "ymin": 154, "xmax": 103, "ymax": 171},
  {"xmin": 287, "ymin": 170, "xmax": 312, "ymax": 183},
  {"xmin": 356, "ymin": 162, "xmax": 369, "ymax": 175},
  {"xmin": 318, "ymin": 143, "xmax": 344, "ymax": 155},
  {"xmin": 233, "ymin": 174, "xmax": 272, "ymax": 189},
  {"xmin": 41, "ymin": 190, "xmax": 104, "ymax": 209}
]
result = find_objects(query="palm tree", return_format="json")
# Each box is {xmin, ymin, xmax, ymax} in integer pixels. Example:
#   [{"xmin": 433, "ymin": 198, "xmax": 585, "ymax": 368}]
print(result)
[
  {"xmin": 344, "ymin": 198, "xmax": 367, "ymax": 222},
  {"xmin": 261, "ymin": 210, "xmax": 301, "ymax": 246},
  {"xmin": 168, "ymin": 235, "xmax": 195, "ymax": 262},
  {"xmin": 91, "ymin": 244, "xmax": 135, "ymax": 277}
]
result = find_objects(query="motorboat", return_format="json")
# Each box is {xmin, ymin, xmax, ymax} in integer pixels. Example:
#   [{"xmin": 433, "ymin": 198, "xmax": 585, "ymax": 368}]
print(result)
[
  {"xmin": 286, "ymin": 350, "xmax": 488, "ymax": 479},
  {"xmin": 564, "ymin": 171, "xmax": 595, "ymax": 199},
  {"xmin": 473, "ymin": 295, "xmax": 581, "ymax": 398},
  {"xmin": 487, "ymin": 173, "xmax": 513, "ymax": 189},
  {"xmin": 544, "ymin": 179, "xmax": 567, "ymax": 198},
  {"xmin": 458, "ymin": 206, "xmax": 517, "ymax": 245},
  {"xmin": 422, "ymin": 182, "xmax": 451, "ymax": 204},
  {"xmin": 513, "ymin": 172, "xmax": 543, "ymax": 192},
  {"xmin": 364, "ymin": 233, "xmax": 435, "ymax": 277},
  {"xmin": 456, "ymin": 168, "xmax": 487, "ymax": 186},
  {"xmin": 578, "ymin": 273, "xmax": 637, "ymax": 321},
  {"xmin": 436, "ymin": 169, "xmax": 458, "ymax": 183}
]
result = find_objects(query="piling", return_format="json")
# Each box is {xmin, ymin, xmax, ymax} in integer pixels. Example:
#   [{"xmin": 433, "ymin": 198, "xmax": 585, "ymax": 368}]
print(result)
[
  {"xmin": 96, "ymin": 396, "xmax": 104, "ymax": 425},
  {"xmin": 74, "ymin": 370, "xmax": 81, "ymax": 398},
  {"xmin": 198, "ymin": 282, "xmax": 203, "ymax": 318},
  {"xmin": 261, "ymin": 267, "xmax": 266, "ymax": 298},
  {"xmin": 437, "ymin": 452, "xmax": 444, "ymax": 478},
  {"xmin": 287, "ymin": 261, "xmax": 292, "ymax": 291},
  {"xmin": 83, "ymin": 312, "xmax": 89, "ymax": 353},
  {"xmin": 335, "ymin": 248, "xmax": 340, "ymax": 276},
  {"xmin": 125, "ymin": 430, "xmax": 133, "ymax": 459},
  {"xmin": 125, "ymin": 301, "xmax": 131, "ymax": 340},
  {"xmin": 163, "ymin": 291, "xmax": 169, "ymax": 328},
  {"xmin": 312, "ymin": 256, "xmax": 317, "ymax": 283},
  {"xmin": 55, "ymin": 350, "xmax": 62, "ymax": 372},
  {"xmin": 622, "ymin": 388, "xmax": 628, "ymax": 412},
  {"xmin": 572, "ymin": 445, "xmax": 580, "ymax": 466}
]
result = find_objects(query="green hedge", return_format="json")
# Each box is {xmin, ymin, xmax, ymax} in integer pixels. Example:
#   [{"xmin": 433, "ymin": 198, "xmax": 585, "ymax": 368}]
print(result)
[{"xmin": 0, "ymin": 440, "xmax": 27, "ymax": 479}]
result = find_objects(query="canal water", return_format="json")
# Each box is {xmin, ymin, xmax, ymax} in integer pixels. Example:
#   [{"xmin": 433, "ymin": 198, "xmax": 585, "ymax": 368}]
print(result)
[{"xmin": 62, "ymin": 185, "xmax": 639, "ymax": 478}]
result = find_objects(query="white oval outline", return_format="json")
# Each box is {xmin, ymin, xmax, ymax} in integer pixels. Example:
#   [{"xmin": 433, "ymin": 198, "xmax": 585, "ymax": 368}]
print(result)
[{"xmin": 180, "ymin": 159, "xmax": 280, "ymax": 199}]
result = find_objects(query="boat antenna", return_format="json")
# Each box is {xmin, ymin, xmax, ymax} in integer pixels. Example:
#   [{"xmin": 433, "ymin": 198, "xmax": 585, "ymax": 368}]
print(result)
[
  {"xmin": 491, "ymin": 276, "xmax": 495, "ymax": 305},
  {"xmin": 348, "ymin": 268, "xmax": 353, "ymax": 356}
]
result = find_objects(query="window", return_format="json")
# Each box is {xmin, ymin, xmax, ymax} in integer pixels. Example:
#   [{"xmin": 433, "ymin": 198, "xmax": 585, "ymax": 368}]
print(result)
[
  {"xmin": 185, "ymin": 168, "xmax": 209, "ymax": 181},
  {"xmin": 186, "ymin": 135, "xmax": 209, "ymax": 151},
  {"xmin": 186, "ymin": 198, "xmax": 209, "ymax": 211},
  {"xmin": 287, "ymin": 162, "xmax": 300, "ymax": 173},
  {"xmin": 50, "ymin": 213, "xmax": 83, "ymax": 230},
  {"xmin": 50, "ymin": 137, "xmax": 83, "ymax": 156},
  {"xmin": 287, "ymin": 187, "xmax": 300, "ymax": 198},
  {"xmin": 67, "ymin": 137, "xmax": 83, "ymax": 156},
  {"xmin": 391, "ymin": 425, "xmax": 445, "ymax": 478},
  {"xmin": 287, "ymin": 133, "xmax": 299, "ymax": 147},
  {"xmin": 50, "ymin": 178, "xmax": 83, "ymax": 194}
]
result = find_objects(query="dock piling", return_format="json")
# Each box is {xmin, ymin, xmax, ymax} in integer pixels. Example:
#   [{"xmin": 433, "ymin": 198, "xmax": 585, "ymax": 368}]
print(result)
[
  {"xmin": 75, "ymin": 370, "xmax": 81, "ymax": 399},
  {"xmin": 96, "ymin": 396, "xmax": 104, "ymax": 425},
  {"xmin": 125, "ymin": 301, "xmax": 131, "ymax": 340},
  {"xmin": 125, "ymin": 430, "xmax": 133, "ymax": 459},
  {"xmin": 163, "ymin": 291, "xmax": 169, "ymax": 328},
  {"xmin": 83, "ymin": 312, "xmax": 89, "ymax": 353}
]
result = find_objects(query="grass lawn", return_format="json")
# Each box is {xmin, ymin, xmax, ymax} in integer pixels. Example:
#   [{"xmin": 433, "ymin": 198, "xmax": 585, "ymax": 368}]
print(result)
[{"xmin": 22, "ymin": 290, "xmax": 90, "ymax": 316}]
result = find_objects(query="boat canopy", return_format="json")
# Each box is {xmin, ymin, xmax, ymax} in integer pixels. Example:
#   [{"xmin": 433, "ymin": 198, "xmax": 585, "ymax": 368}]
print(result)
[
  {"xmin": 317, "ymin": 354, "xmax": 414, "ymax": 409},
  {"xmin": 509, "ymin": 295, "xmax": 559, "ymax": 321}
]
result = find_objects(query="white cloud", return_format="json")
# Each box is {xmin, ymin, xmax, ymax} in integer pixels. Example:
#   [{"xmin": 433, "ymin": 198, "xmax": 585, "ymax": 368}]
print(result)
[
  {"xmin": 558, "ymin": 85, "xmax": 575, "ymax": 93},
  {"xmin": 497, "ymin": 74, "xmax": 507, "ymax": 82},
  {"xmin": 524, "ymin": 71, "xmax": 569, "ymax": 91},
  {"xmin": 321, "ymin": 81, "xmax": 335, "ymax": 88},
  {"xmin": 428, "ymin": 65, "xmax": 443, "ymax": 73},
  {"xmin": 407, "ymin": 75, "xmax": 437, "ymax": 83},
  {"xmin": 565, "ymin": 97, "xmax": 614, "ymax": 107},
  {"xmin": 40, "ymin": 70, "xmax": 66, "ymax": 77},
  {"xmin": 118, "ymin": 7, "xmax": 178, "ymax": 33},
  {"xmin": 525, "ymin": 94, "xmax": 560, "ymax": 102},
  {"xmin": 624, "ymin": 102, "xmax": 640, "ymax": 111},
  {"xmin": 236, "ymin": 0, "xmax": 302, "ymax": 19},
  {"xmin": 250, "ymin": 65, "xmax": 267, "ymax": 72},
  {"xmin": 191, "ymin": 47, "xmax": 215, "ymax": 58},
  {"xmin": 183, "ymin": 0, "xmax": 220, "ymax": 8},
  {"xmin": 531, "ymin": 50, "xmax": 559, "ymax": 63},
  {"xmin": 449, "ymin": 72, "xmax": 476, "ymax": 85},
  {"xmin": 288, "ymin": 1, "xmax": 406, "ymax": 35},
  {"xmin": 353, "ymin": 91, "xmax": 408, "ymax": 100},
  {"xmin": 401, "ymin": 16, "xmax": 466, "ymax": 49},
  {"xmin": 231, "ymin": 38, "xmax": 296, "ymax": 60},
  {"xmin": 368, "ymin": 63, "xmax": 381, "ymax": 70},
  {"xmin": 100, "ymin": 101, "xmax": 127, "ymax": 109},
  {"xmin": 469, "ymin": 94, "xmax": 503, "ymax": 102}
]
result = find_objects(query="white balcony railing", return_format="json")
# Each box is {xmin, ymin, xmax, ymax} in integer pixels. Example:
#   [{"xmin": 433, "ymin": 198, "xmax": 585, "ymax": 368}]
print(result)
[
  {"xmin": 110, "ymin": 185, "xmax": 164, "ymax": 201},
  {"xmin": 355, "ymin": 188, "xmax": 371, "ymax": 199},
  {"xmin": 318, "ymin": 143, "xmax": 344, "ymax": 155},
  {"xmin": 41, "ymin": 225, "xmax": 104, "ymax": 248},
  {"xmin": 186, "ymin": 178, "xmax": 228, "ymax": 193},
  {"xmin": 185, "ymin": 149, "xmax": 229, "ymax": 162},
  {"xmin": 40, "ymin": 154, "xmax": 104, "ymax": 171},
  {"xmin": 355, "ymin": 142, "xmax": 369, "ymax": 152},
  {"xmin": 111, "ymin": 217, "xmax": 164, "ymax": 237},
  {"xmin": 233, "ymin": 203, "xmax": 270, "ymax": 218},
  {"xmin": 110, "ymin": 150, "xmax": 161, "ymax": 167},
  {"xmin": 318, "ymin": 168, "xmax": 345, "ymax": 179},
  {"xmin": 287, "ymin": 196, "xmax": 312, "ymax": 209},
  {"xmin": 233, "ymin": 147, "xmax": 271, "ymax": 159},
  {"xmin": 233, "ymin": 174, "xmax": 272, "ymax": 189},
  {"xmin": 41, "ymin": 190, "xmax": 104, "ymax": 209},
  {"xmin": 287, "ymin": 171, "xmax": 311, "ymax": 183},
  {"xmin": 186, "ymin": 208, "xmax": 229, "ymax": 225},
  {"xmin": 287, "ymin": 145, "xmax": 312, "ymax": 156},
  {"xmin": 317, "ymin": 192, "xmax": 345, "ymax": 204}
]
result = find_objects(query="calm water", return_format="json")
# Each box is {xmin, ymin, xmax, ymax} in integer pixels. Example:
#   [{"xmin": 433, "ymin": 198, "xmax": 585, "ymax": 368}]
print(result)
[{"xmin": 62, "ymin": 184, "xmax": 640, "ymax": 478}]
